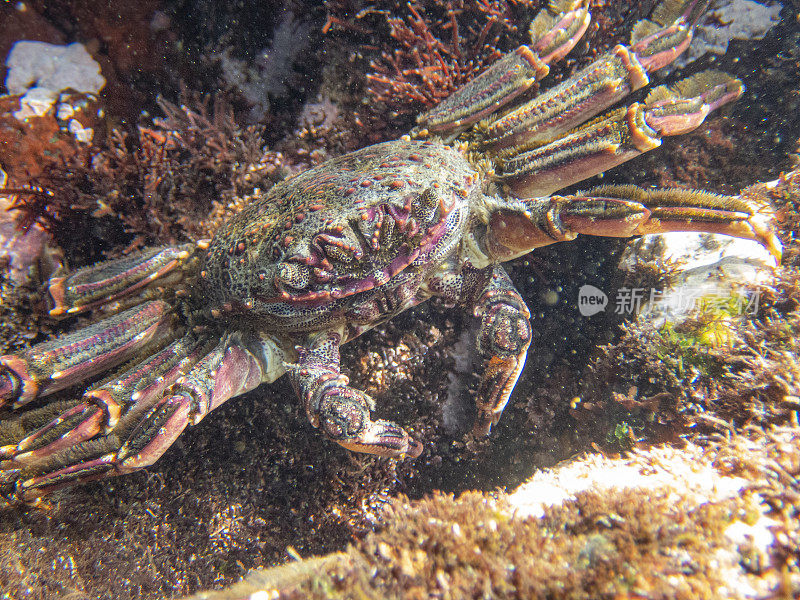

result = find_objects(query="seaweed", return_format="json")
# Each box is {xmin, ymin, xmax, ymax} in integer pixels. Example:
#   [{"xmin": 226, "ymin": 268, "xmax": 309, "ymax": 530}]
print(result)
[{"xmin": 8, "ymin": 94, "xmax": 281, "ymax": 265}]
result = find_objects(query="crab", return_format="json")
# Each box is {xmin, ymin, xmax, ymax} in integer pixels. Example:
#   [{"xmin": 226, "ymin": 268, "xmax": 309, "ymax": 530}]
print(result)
[{"xmin": 0, "ymin": 0, "xmax": 782, "ymax": 503}]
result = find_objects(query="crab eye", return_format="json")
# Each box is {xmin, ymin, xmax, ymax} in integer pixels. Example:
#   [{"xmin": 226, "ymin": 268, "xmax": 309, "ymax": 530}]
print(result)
[
  {"xmin": 411, "ymin": 187, "xmax": 440, "ymax": 225},
  {"xmin": 277, "ymin": 262, "xmax": 310, "ymax": 290}
]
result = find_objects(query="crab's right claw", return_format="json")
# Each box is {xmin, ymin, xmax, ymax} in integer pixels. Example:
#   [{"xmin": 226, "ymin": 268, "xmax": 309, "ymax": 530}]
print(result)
[
  {"xmin": 323, "ymin": 391, "xmax": 424, "ymax": 459},
  {"xmin": 287, "ymin": 331, "xmax": 423, "ymax": 459}
]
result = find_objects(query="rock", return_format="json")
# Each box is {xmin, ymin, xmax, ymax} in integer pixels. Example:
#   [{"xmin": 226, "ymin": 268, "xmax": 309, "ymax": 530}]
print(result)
[
  {"xmin": 5, "ymin": 40, "xmax": 105, "ymax": 97},
  {"xmin": 674, "ymin": 0, "xmax": 784, "ymax": 69},
  {"xmin": 181, "ymin": 427, "xmax": 799, "ymax": 600},
  {"xmin": 621, "ymin": 230, "xmax": 778, "ymax": 326}
]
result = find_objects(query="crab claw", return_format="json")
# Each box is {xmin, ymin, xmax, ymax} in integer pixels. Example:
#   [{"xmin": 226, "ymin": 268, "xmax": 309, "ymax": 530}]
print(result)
[
  {"xmin": 287, "ymin": 331, "xmax": 424, "ymax": 459},
  {"xmin": 330, "ymin": 402, "xmax": 424, "ymax": 459}
]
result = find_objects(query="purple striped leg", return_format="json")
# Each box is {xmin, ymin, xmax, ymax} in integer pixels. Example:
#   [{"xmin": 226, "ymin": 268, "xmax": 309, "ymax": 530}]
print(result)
[
  {"xmin": 0, "ymin": 335, "xmax": 207, "ymax": 469},
  {"xmin": 415, "ymin": 0, "xmax": 591, "ymax": 134},
  {"xmin": 47, "ymin": 243, "xmax": 200, "ymax": 317},
  {"xmin": 2, "ymin": 333, "xmax": 273, "ymax": 502},
  {"xmin": 496, "ymin": 71, "xmax": 744, "ymax": 198},
  {"xmin": 478, "ymin": 0, "xmax": 710, "ymax": 150},
  {"xmin": 0, "ymin": 300, "xmax": 175, "ymax": 408}
]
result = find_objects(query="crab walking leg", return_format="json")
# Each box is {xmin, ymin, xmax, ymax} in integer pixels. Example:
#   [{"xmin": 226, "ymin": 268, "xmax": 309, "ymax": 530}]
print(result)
[
  {"xmin": 48, "ymin": 243, "xmax": 201, "ymax": 317},
  {"xmin": 3, "ymin": 334, "xmax": 273, "ymax": 501},
  {"xmin": 0, "ymin": 300, "xmax": 174, "ymax": 408},
  {"xmin": 578, "ymin": 185, "xmax": 783, "ymax": 260},
  {"xmin": 0, "ymin": 335, "xmax": 207, "ymax": 468},
  {"xmin": 479, "ymin": 0, "xmax": 709, "ymax": 151},
  {"xmin": 471, "ymin": 267, "xmax": 532, "ymax": 436},
  {"xmin": 286, "ymin": 331, "xmax": 423, "ymax": 458},
  {"xmin": 496, "ymin": 71, "xmax": 743, "ymax": 198},
  {"xmin": 415, "ymin": 0, "xmax": 590, "ymax": 134},
  {"xmin": 483, "ymin": 186, "xmax": 782, "ymax": 262}
]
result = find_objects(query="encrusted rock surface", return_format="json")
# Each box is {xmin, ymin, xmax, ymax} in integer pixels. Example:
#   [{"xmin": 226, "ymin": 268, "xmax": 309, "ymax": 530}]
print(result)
[{"xmin": 185, "ymin": 425, "xmax": 800, "ymax": 600}]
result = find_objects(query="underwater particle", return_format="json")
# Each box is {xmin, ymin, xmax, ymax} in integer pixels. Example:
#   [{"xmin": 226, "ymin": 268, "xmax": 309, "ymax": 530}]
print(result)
[
  {"xmin": 5, "ymin": 41, "xmax": 105, "ymax": 121},
  {"xmin": 542, "ymin": 289, "xmax": 559, "ymax": 306}
]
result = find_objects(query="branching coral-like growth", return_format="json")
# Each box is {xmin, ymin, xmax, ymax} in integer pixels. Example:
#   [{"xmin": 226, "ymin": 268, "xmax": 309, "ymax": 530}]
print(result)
[{"xmin": 218, "ymin": 11, "xmax": 312, "ymax": 122}]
